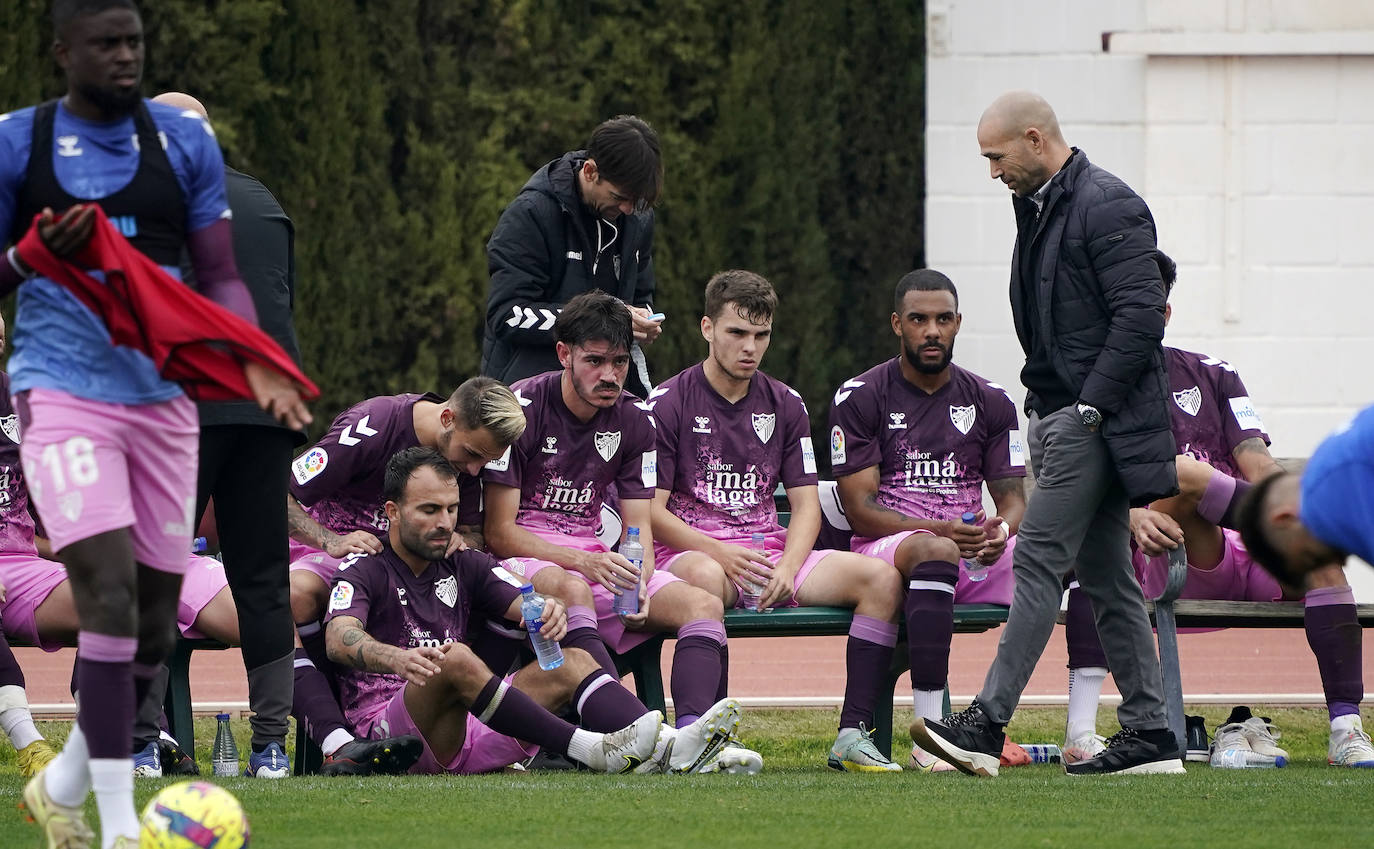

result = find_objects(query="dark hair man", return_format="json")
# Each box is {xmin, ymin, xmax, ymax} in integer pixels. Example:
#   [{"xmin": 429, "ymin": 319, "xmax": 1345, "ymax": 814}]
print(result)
[
  {"xmin": 484, "ymin": 115, "xmax": 664, "ymax": 398},
  {"xmin": 484, "ymin": 291, "xmax": 753, "ymax": 773},
  {"xmin": 912, "ymin": 91, "xmax": 1183, "ymax": 778},
  {"xmin": 4, "ymin": 3, "xmax": 309, "ymax": 846},
  {"xmin": 829, "ymin": 269, "xmax": 1028, "ymax": 772}
]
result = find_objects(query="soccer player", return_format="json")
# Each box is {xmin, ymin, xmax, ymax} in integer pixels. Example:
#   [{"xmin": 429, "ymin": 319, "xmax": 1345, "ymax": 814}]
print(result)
[
  {"xmin": 828, "ymin": 269, "xmax": 1028, "ymax": 772},
  {"xmin": 650, "ymin": 270, "xmax": 904, "ymax": 772},
  {"xmin": 286, "ymin": 377, "xmax": 538, "ymax": 772},
  {"xmin": 2, "ymin": 3, "xmax": 310, "ymax": 847},
  {"xmin": 483, "ymin": 115, "xmax": 663, "ymax": 398},
  {"xmin": 485, "ymin": 291, "xmax": 757, "ymax": 772},
  {"xmin": 324, "ymin": 447, "xmax": 681, "ymax": 774},
  {"xmin": 1059, "ymin": 251, "xmax": 1372, "ymax": 768}
]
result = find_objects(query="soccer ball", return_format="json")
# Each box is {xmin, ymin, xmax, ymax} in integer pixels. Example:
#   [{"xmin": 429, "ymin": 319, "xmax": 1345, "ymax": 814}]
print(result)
[{"xmin": 140, "ymin": 780, "xmax": 250, "ymax": 849}]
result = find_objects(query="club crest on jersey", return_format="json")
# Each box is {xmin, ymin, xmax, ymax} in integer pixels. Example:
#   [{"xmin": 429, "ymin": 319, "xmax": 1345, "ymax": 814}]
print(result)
[
  {"xmin": 888, "ymin": 412, "xmax": 907, "ymax": 430},
  {"xmin": 693, "ymin": 416, "xmax": 712, "ymax": 434},
  {"xmin": 434, "ymin": 575, "xmax": 458, "ymax": 608},
  {"xmin": 1173, "ymin": 386, "xmax": 1202, "ymax": 417},
  {"xmin": 949, "ymin": 405, "xmax": 976, "ymax": 435},
  {"xmin": 752, "ymin": 413, "xmax": 776, "ymax": 444},
  {"xmin": 595, "ymin": 431, "xmax": 621, "ymax": 462},
  {"xmin": 0, "ymin": 414, "xmax": 19, "ymax": 444},
  {"xmin": 542, "ymin": 437, "xmax": 559, "ymax": 454}
]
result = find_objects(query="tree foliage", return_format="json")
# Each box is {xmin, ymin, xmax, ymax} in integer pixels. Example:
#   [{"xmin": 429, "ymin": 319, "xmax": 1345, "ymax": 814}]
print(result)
[{"xmin": 1, "ymin": 0, "xmax": 925, "ymax": 465}]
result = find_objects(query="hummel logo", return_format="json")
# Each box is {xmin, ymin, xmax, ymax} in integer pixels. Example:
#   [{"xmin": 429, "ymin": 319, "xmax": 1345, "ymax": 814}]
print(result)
[{"xmin": 692, "ymin": 416, "xmax": 712, "ymax": 434}]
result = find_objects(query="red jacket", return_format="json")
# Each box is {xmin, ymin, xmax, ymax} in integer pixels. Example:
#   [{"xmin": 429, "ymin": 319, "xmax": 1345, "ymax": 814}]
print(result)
[{"xmin": 17, "ymin": 207, "xmax": 318, "ymax": 403}]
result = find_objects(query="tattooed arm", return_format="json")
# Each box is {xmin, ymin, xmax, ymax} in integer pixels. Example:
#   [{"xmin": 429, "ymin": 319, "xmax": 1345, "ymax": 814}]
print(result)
[
  {"xmin": 325, "ymin": 615, "xmax": 444, "ymax": 686},
  {"xmin": 1231, "ymin": 436, "xmax": 1284, "ymax": 483},
  {"xmin": 287, "ymin": 495, "xmax": 382, "ymax": 558}
]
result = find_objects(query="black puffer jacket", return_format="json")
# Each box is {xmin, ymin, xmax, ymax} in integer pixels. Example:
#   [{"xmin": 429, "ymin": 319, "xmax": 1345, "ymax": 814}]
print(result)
[
  {"xmin": 1010, "ymin": 149, "xmax": 1178, "ymax": 505},
  {"xmin": 482, "ymin": 150, "xmax": 655, "ymax": 386}
]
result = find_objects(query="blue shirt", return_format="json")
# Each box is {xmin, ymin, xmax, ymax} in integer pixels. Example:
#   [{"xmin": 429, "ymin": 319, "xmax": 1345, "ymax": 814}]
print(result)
[
  {"xmin": 0, "ymin": 100, "xmax": 231, "ymax": 404},
  {"xmin": 1301, "ymin": 404, "xmax": 1374, "ymax": 565}
]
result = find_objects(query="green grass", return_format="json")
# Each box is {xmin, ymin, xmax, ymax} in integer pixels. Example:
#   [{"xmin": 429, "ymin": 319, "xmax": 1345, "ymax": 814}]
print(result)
[{"xmin": 2, "ymin": 706, "xmax": 1370, "ymax": 849}]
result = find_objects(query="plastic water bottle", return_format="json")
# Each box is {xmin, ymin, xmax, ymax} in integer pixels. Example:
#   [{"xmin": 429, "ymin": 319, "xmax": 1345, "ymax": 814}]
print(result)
[
  {"xmin": 192, "ymin": 536, "xmax": 207, "ymax": 554},
  {"xmin": 211, "ymin": 712, "xmax": 239, "ymax": 777},
  {"xmin": 1211, "ymin": 748, "xmax": 1286, "ymax": 769},
  {"xmin": 614, "ymin": 527, "xmax": 644, "ymax": 615},
  {"xmin": 520, "ymin": 585, "xmax": 564, "ymax": 670},
  {"xmin": 739, "ymin": 532, "xmax": 768, "ymax": 611},
  {"xmin": 1022, "ymin": 743, "xmax": 1063, "ymax": 764},
  {"xmin": 961, "ymin": 512, "xmax": 989, "ymax": 582}
]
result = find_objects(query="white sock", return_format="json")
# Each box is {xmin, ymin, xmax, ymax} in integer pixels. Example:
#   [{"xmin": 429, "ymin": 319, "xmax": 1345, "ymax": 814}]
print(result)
[
  {"xmin": 321, "ymin": 728, "xmax": 354, "ymax": 757},
  {"xmin": 45, "ymin": 725, "xmax": 91, "ymax": 808},
  {"xmin": 1, "ymin": 707, "xmax": 43, "ymax": 750},
  {"xmin": 89, "ymin": 758, "xmax": 139, "ymax": 849},
  {"xmin": 566, "ymin": 729, "xmax": 599, "ymax": 765},
  {"xmin": 1066, "ymin": 666, "xmax": 1108, "ymax": 740},
  {"xmin": 1332, "ymin": 714, "xmax": 1361, "ymax": 734},
  {"xmin": 913, "ymin": 689, "xmax": 944, "ymax": 723}
]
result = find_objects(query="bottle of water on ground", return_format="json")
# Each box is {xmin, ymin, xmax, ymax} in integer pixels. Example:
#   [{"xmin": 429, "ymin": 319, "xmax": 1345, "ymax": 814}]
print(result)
[
  {"xmin": 961, "ymin": 512, "xmax": 989, "ymax": 582},
  {"xmin": 1210, "ymin": 748, "xmax": 1286, "ymax": 768},
  {"xmin": 1022, "ymin": 743, "xmax": 1062, "ymax": 764},
  {"xmin": 520, "ymin": 585, "xmax": 564, "ymax": 670},
  {"xmin": 739, "ymin": 532, "xmax": 768, "ymax": 611},
  {"xmin": 614, "ymin": 527, "xmax": 644, "ymax": 615},
  {"xmin": 211, "ymin": 712, "xmax": 240, "ymax": 777}
]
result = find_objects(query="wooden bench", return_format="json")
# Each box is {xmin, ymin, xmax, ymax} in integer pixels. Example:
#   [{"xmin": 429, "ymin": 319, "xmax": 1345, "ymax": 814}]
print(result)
[{"xmin": 613, "ymin": 603, "xmax": 1009, "ymax": 758}]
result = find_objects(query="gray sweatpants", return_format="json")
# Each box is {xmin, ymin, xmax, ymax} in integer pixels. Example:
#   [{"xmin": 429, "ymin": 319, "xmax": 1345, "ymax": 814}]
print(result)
[{"xmin": 978, "ymin": 406, "xmax": 1167, "ymax": 731}]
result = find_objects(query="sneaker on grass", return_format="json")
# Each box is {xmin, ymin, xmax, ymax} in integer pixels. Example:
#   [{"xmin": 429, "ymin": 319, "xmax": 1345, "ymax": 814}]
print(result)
[
  {"xmin": 21, "ymin": 769, "xmax": 95, "ymax": 849},
  {"xmin": 158, "ymin": 730, "xmax": 200, "ymax": 776},
  {"xmin": 1063, "ymin": 731, "xmax": 1107, "ymax": 765},
  {"xmin": 908, "ymin": 700, "xmax": 1004, "ymax": 778},
  {"xmin": 132, "ymin": 739, "xmax": 162, "ymax": 778},
  {"xmin": 16, "ymin": 739, "xmax": 57, "ymax": 779},
  {"xmin": 244, "ymin": 741, "xmax": 290, "ymax": 778},
  {"xmin": 1065, "ymin": 727, "xmax": 1185, "ymax": 776},
  {"xmin": 1328, "ymin": 716, "xmax": 1374, "ymax": 768},
  {"xmin": 321, "ymin": 735, "xmax": 424, "ymax": 776},
  {"xmin": 583, "ymin": 710, "xmax": 662, "ymax": 774},
  {"xmin": 1183, "ymin": 715, "xmax": 1209, "ymax": 763},
  {"xmin": 828, "ymin": 724, "xmax": 900, "ymax": 773},
  {"xmin": 668, "ymin": 698, "xmax": 741, "ymax": 775}
]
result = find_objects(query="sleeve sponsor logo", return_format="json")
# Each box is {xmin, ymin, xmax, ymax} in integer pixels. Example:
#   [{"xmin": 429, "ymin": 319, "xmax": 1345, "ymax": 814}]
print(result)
[
  {"xmin": 1008, "ymin": 429, "xmax": 1026, "ymax": 468},
  {"xmin": 800, "ymin": 437, "xmax": 817, "ymax": 475},
  {"xmin": 830, "ymin": 426, "xmax": 846, "ymax": 466},
  {"xmin": 292, "ymin": 447, "xmax": 328, "ymax": 484},
  {"xmin": 641, "ymin": 450, "xmax": 658, "ymax": 488},
  {"xmin": 328, "ymin": 580, "xmax": 354, "ymax": 612},
  {"xmin": 1228, "ymin": 396, "xmax": 1264, "ymax": 432},
  {"xmin": 485, "ymin": 446, "xmax": 511, "ymax": 473},
  {"xmin": 493, "ymin": 561, "xmax": 527, "ymax": 586}
]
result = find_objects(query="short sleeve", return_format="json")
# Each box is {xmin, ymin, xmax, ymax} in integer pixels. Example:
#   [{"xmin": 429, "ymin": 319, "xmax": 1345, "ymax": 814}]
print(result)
[
  {"xmin": 779, "ymin": 388, "xmax": 818, "ymax": 488},
  {"xmin": 175, "ymin": 113, "xmax": 232, "ymax": 232},
  {"xmin": 289, "ymin": 403, "xmax": 392, "ymax": 507},
  {"xmin": 1216, "ymin": 364, "xmax": 1270, "ymax": 451},
  {"xmin": 467, "ymin": 552, "xmax": 523, "ymax": 620},
  {"xmin": 650, "ymin": 385, "xmax": 682, "ymax": 491},
  {"xmin": 828, "ymin": 378, "xmax": 882, "ymax": 477},
  {"xmin": 325, "ymin": 553, "xmax": 376, "ymax": 626},
  {"xmin": 980, "ymin": 383, "xmax": 1026, "ymax": 481},
  {"xmin": 615, "ymin": 403, "xmax": 658, "ymax": 499}
]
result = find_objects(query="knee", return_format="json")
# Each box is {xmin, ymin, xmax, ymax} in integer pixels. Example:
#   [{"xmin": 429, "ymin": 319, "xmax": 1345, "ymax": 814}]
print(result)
[
  {"xmin": 901, "ymin": 535, "xmax": 960, "ymax": 572},
  {"xmin": 673, "ymin": 557, "xmax": 726, "ymax": 589},
  {"xmin": 439, "ymin": 642, "xmax": 485, "ymax": 685},
  {"xmin": 289, "ymin": 575, "xmax": 326, "ymax": 624},
  {"xmin": 539, "ymin": 569, "xmax": 593, "ymax": 608},
  {"xmin": 558, "ymin": 647, "xmax": 598, "ymax": 685},
  {"xmin": 860, "ymin": 557, "xmax": 904, "ymax": 602},
  {"xmin": 684, "ymin": 587, "xmax": 725, "ymax": 621}
]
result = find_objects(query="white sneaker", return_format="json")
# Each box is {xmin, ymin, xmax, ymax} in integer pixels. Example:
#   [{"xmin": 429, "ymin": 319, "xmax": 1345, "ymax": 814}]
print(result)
[
  {"xmin": 634, "ymin": 725, "xmax": 676, "ymax": 774},
  {"xmin": 586, "ymin": 710, "xmax": 663, "ymax": 774},
  {"xmin": 668, "ymin": 698, "xmax": 742, "ymax": 774},
  {"xmin": 1062, "ymin": 731, "xmax": 1107, "ymax": 765},
  {"xmin": 1329, "ymin": 717, "xmax": 1374, "ymax": 768},
  {"xmin": 698, "ymin": 745, "xmax": 763, "ymax": 774},
  {"xmin": 908, "ymin": 742, "xmax": 957, "ymax": 773},
  {"xmin": 1240, "ymin": 716, "xmax": 1289, "ymax": 760}
]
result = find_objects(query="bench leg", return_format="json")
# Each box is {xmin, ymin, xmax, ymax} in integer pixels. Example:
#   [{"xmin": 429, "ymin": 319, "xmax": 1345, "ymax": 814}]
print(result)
[
  {"xmin": 293, "ymin": 718, "xmax": 323, "ymax": 776},
  {"xmin": 1153, "ymin": 600, "xmax": 1186, "ymax": 756},
  {"xmin": 874, "ymin": 673, "xmax": 897, "ymax": 758},
  {"xmin": 163, "ymin": 641, "xmax": 197, "ymax": 759},
  {"xmin": 614, "ymin": 636, "xmax": 667, "ymax": 716}
]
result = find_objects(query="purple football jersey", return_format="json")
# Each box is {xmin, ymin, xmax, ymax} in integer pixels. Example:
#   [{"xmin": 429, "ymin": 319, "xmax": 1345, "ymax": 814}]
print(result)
[
  {"xmin": 828, "ymin": 359, "xmax": 1025, "ymax": 522},
  {"xmin": 484, "ymin": 370, "xmax": 658, "ymax": 538},
  {"xmin": 289, "ymin": 392, "xmax": 483, "ymax": 537},
  {"xmin": 325, "ymin": 544, "xmax": 521, "ymax": 731},
  {"xmin": 652, "ymin": 364, "xmax": 816, "ymax": 543},
  {"xmin": 0, "ymin": 374, "xmax": 37, "ymax": 556},
  {"xmin": 1164, "ymin": 347, "xmax": 1270, "ymax": 480}
]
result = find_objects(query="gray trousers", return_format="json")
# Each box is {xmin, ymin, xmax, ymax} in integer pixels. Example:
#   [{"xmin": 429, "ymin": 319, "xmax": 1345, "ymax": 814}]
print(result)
[{"xmin": 978, "ymin": 406, "xmax": 1167, "ymax": 731}]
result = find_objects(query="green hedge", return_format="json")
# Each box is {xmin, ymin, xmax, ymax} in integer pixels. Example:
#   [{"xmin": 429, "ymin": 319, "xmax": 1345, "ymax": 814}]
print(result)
[{"xmin": 1, "ymin": 1, "xmax": 925, "ymax": 468}]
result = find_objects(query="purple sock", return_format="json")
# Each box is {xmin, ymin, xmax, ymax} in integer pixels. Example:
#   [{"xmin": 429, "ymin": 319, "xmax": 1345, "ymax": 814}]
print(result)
[
  {"xmin": 563, "ymin": 606, "xmax": 618, "ymax": 677},
  {"xmin": 905, "ymin": 560, "xmax": 957, "ymax": 691},
  {"xmin": 470, "ymin": 674, "xmax": 575, "ymax": 755},
  {"xmin": 1305, "ymin": 586, "xmax": 1363, "ymax": 720},
  {"xmin": 76, "ymin": 632, "xmax": 137, "ymax": 760},
  {"xmin": 292, "ymin": 648, "xmax": 349, "ymax": 743},
  {"xmin": 297, "ymin": 621, "xmax": 338, "ymax": 695},
  {"xmin": 0, "ymin": 634, "xmax": 25, "ymax": 688},
  {"xmin": 839, "ymin": 615, "xmax": 898, "ymax": 730},
  {"xmin": 1065, "ymin": 583, "xmax": 1109, "ymax": 670},
  {"xmin": 573, "ymin": 671, "xmax": 648, "ymax": 732},
  {"xmin": 671, "ymin": 620, "xmax": 726, "ymax": 727}
]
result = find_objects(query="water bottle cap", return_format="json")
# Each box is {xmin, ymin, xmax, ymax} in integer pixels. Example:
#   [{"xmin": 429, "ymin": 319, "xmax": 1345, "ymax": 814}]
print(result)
[
  {"xmin": 961, "ymin": 511, "xmax": 978, "ymax": 523},
  {"xmin": 216, "ymin": 712, "xmax": 230, "ymax": 721},
  {"xmin": 626, "ymin": 526, "xmax": 640, "ymax": 535},
  {"xmin": 519, "ymin": 584, "xmax": 534, "ymax": 594}
]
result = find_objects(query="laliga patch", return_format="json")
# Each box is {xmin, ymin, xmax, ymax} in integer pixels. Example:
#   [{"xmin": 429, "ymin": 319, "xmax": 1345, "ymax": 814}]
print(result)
[
  {"xmin": 800, "ymin": 437, "xmax": 816, "ymax": 474},
  {"xmin": 485, "ymin": 446, "xmax": 511, "ymax": 473},
  {"xmin": 830, "ymin": 426, "xmax": 846, "ymax": 466},
  {"xmin": 329, "ymin": 581, "xmax": 354, "ymax": 612},
  {"xmin": 641, "ymin": 450, "xmax": 658, "ymax": 488},
  {"xmin": 1229, "ymin": 396, "xmax": 1265, "ymax": 432},
  {"xmin": 1008, "ymin": 429, "xmax": 1026, "ymax": 468},
  {"xmin": 292, "ymin": 447, "xmax": 328, "ymax": 484}
]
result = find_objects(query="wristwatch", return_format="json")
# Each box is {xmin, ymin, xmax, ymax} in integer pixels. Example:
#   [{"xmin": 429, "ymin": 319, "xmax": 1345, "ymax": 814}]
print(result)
[{"xmin": 1077, "ymin": 402, "xmax": 1102, "ymax": 429}]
